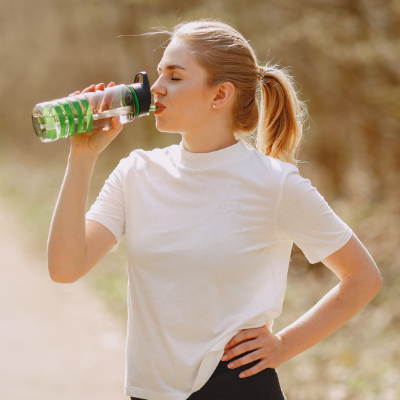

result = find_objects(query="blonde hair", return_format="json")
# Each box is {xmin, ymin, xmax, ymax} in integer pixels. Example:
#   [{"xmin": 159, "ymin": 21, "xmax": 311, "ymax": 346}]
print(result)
[{"xmin": 145, "ymin": 19, "xmax": 307, "ymax": 167}]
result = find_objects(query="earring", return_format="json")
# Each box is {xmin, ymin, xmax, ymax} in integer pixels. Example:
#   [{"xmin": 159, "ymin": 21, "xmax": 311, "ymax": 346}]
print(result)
[{"xmin": 212, "ymin": 104, "xmax": 216, "ymax": 109}]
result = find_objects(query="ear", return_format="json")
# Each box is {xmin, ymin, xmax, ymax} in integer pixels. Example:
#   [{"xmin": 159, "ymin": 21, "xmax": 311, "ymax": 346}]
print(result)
[{"xmin": 213, "ymin": 81, "xmax": 235, "ymax": 109}]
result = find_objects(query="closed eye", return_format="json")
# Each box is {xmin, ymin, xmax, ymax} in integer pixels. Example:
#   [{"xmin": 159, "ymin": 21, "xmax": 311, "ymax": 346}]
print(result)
[{"xmin": 171, "ymin": 78, "xmax": 181, "ymax": 81}]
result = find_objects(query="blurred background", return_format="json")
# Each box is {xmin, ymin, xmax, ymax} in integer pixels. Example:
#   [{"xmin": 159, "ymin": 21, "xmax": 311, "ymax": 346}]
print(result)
[{"xmin": 0, "ymin": 0, "xmax": 399, "ymax": 399}]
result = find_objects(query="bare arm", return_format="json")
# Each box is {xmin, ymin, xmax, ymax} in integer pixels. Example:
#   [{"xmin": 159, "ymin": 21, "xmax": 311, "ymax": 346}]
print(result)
[
  {"xmin": 275, "ymin": 233, "xmax": 383, "ymax": 362},
  {"xmin": 47, "ymin": 82, "xmax": 123, "ymax": 283},
  {"xmin": 222, "ymin": 233, "xmax": 383, "ymax": 378}
]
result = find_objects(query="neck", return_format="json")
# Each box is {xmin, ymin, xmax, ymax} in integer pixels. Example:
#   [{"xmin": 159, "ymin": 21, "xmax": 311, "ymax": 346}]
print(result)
[{"xmin": 180, "ymin": 131, "xmax": 238, "ymax": 154}]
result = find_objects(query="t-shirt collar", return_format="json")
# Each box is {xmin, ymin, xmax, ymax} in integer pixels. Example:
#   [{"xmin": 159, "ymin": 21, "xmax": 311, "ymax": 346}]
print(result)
[{"xmin": 176, "ymin": 139, "xmax": 249, "ymax": 169}]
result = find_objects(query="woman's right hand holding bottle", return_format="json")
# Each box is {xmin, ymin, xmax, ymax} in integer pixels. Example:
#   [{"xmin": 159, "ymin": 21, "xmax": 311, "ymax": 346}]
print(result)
[{"xmin": 68, "ymin": 82, "xmax": 123, "ymax": 157}]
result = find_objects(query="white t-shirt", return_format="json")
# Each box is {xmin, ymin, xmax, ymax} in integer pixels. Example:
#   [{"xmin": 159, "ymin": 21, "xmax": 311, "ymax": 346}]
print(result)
[{"xmin": 86, "ymin": 139, "xmax": 353, "ymax": 400}]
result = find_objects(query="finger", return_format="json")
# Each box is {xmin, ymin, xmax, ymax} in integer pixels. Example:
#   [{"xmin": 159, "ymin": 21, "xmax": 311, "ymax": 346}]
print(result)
[
  {"xmin": 238, "ymin": 358, "xmax": 269, "ymax": 379},
  {"xmin": 223, "ymin": 334, "xmax": 268, "ymax": 358},
  {"xmin": 226, "ymin": 348, "xmax": 264, "ymax": 369},
  {"xmin": 81, "ymin": 84, "xmax": 96, "ymax": 94},
  {"xmin": 225, "ymin": 328, "xmax": 261, "ymax": 350},
  {"xmin": 69, "ymin": 91, "xmax": 80, "ymax": 97},
  {"xmin": 90, "ymin": 83, "xmax": 104, "ymax": 113},
  {"xmin": 222, "ymin": 338, "xmax": 262, "ymax": 362},
  {"xmin": 111, "ymin": 115, "xmax": 122, "ymax": 130},
  {"xmin": 104, "ymin": 116, "xmax": 122, "ymax": 141},
  {"xmin": 100, "ymin": 82, "xmax": 115, "ymax": 112}
]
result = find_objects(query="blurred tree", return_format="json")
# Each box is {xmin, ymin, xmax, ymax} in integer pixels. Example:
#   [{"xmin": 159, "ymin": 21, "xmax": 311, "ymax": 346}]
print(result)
[{"xmin": 1, "ymin": 1, "xmax": 399, "ymax": 397}]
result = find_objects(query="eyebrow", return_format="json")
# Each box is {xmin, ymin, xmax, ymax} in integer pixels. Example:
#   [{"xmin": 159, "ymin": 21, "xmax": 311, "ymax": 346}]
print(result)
[{"xmin": 157, "ymin": 64, "xmax": 186, "ymax": 72}]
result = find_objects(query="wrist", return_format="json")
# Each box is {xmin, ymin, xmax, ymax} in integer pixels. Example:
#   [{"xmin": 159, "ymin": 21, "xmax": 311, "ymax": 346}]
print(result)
[
  {"xmin": 68, "ymin": 149, "xmax": 99, "ymax": 165},
  {"xmin": 275, "ymin": 332, "xmax": 292, "ymax": 364}
]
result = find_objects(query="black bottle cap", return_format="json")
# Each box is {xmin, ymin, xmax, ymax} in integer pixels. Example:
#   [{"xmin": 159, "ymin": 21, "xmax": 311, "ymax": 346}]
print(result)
[{"xmin": 129, "ymin": 72, "xmax": 151, "ymax": 117}]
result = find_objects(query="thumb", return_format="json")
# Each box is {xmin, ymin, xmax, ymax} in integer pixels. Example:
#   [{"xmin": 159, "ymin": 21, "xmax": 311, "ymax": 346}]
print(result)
[
  {"xmin": 111, "ymin": 115, "xmax": 122, "ymax": 130},
  {"xmin": 106, "ymin": 115, "xmax": 123, "ymax": 140}
]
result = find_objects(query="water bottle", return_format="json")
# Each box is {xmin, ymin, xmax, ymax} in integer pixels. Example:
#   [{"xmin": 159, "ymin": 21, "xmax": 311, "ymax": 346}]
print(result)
[{"xmin": 32, "ymin": 71, "xmax": 158, "ymax": 142}]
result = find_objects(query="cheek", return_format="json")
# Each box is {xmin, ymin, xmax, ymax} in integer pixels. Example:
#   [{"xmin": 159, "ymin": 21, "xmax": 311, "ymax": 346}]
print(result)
[
  {"xmin": 174, "ymin": 81, "xmax": 206, "ymax": 106},
  {"xmin": 160, "ymin": 82, "xmax": 210, "ymax": 126},
  {"xmin": 178, "ymin": 90, "xmax": 209, "ymax": 118}
]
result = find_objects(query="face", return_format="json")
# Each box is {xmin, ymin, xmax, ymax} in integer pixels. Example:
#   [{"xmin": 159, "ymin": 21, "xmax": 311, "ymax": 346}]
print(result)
[{"xmin": 150, "ymin": 38, "xmax": 216, "ymax": 135}]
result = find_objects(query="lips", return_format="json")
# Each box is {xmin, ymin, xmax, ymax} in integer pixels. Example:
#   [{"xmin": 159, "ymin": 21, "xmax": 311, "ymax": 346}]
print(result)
[
  {"xmin": 154, "ymin": 101, "xmax": 165, "ymax": 115},
  {"xmin": 154, "ymin": 101, "xmax": 166, "ymax": 109}
]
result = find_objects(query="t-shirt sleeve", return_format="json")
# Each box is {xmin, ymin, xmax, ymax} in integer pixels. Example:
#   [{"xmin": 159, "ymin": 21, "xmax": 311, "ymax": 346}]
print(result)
[
  {"xmin": 275, "ymin": 166, "xmax": 353, "ymax": 264},
  {"xmin": 85, "ymin": 158, "xmax": 128, "ymax": 252}
]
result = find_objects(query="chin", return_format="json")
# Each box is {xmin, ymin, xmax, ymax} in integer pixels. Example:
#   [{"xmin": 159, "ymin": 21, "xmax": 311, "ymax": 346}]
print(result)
[{"xmin": 154, "ymin": 119, "xmax": 182, "ymax": 134}]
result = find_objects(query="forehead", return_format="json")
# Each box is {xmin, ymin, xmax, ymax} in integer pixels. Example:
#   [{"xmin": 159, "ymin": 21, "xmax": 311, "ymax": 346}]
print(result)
[{"xmin": 157, "ymin": 38, "xmax": 195, "ymax": 71}]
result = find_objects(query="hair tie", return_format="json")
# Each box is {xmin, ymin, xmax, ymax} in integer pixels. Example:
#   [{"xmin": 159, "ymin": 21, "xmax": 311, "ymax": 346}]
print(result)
[{"xmin": 257, "ymin": 65, "xmax": 265, "ymax": 81}]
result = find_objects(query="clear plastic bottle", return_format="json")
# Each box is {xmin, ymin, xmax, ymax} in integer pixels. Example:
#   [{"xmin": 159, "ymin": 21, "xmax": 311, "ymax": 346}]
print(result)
[{"xmin": 32, "ymin": 72, "xmax": 157, "ymax": 142}]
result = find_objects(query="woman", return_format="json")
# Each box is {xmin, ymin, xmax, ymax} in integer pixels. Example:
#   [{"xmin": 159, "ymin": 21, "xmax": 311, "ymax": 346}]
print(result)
[{"xmin": 48, "ymin": 19, "xmax": 383, "ymax": 400}]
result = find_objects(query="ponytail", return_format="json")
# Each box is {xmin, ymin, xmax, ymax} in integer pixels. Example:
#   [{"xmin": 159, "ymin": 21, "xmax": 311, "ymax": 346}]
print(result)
[
  {"xmin": 256, "ymin": 64, "xmax": 307, "ymax": 167},
  {"xmin": 142, "ymin": 19, "xmax": 307, "ymax": 167}
]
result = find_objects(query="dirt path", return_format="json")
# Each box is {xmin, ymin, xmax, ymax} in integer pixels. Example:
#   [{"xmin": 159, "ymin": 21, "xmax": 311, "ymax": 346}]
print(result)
[{"xmin": 0, "ymin": 201, "xmax": 128, "ymax": 400}]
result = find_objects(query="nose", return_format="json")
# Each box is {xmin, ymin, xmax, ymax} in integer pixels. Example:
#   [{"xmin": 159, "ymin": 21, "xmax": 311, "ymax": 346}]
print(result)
[{"xmin": 150, "ymin": 76, "xmax": 166, "ymax": 97}]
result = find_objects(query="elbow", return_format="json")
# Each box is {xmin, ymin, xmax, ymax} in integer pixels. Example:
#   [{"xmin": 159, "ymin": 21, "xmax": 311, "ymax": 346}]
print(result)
[
  {"xmin": 362, "ymin": 260, "xmax": 384, "ymax": 294},
  {"xmin": 49, "ymin": 273, "xmax": 78, "ymax": 284},
  {"xmin": 371, "ymin": 277, "xmax": 383, "ymax": 301},
  {"xmin": 344, "ymin": 269, "xmax": 383, "ymax": 297},
  {"xmin": 47, "ymin": 247, "xmax": 84, "ymax": 283},
  {"xmin": 370, "ymin": 263, "xmax": 384, "ymax": 292},
  {"xmin": 364, "ymin": 271, "xmax": 383, "ymax": 297},
  {"xmin": 374, "ymin": 274, "xmax": 383, "ymax": 292},
  {"xmin": 48, "ymin": 261, "xmax": 80, "ymax": 284}
]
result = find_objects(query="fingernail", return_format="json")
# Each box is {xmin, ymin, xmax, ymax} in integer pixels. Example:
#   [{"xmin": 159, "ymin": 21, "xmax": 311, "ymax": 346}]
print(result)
[
  {"xmin": 228, "ymin": 363, "xmax": 234, "ymax": 368},
  {"xmin": 239, "ymin": 373, "xmax": 245, "ymax": 378},
  {"xmin": 221, "ymin": 355, "xmax": 227, "ymax": 361}
]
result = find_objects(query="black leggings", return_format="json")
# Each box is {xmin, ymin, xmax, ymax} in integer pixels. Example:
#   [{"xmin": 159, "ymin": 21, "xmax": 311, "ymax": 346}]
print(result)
[{"xmin": 131, "ymin": 351, "xmax": 287, "ymax": 400}]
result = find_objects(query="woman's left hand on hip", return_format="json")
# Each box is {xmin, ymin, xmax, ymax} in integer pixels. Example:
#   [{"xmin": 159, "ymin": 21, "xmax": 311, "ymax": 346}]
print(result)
[{"xmin": 220, "ymin": 325, "xmax": 287, "ymax": 378}]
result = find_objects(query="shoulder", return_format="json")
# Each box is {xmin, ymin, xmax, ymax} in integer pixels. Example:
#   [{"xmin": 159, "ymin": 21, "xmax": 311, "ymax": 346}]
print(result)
[
  {"xmin": 117, "ymin": 144, "xmax": 178, "ymax": 173},
  {"xmin": 244, "ymin": 143, "xmax": 299, "ymax": 181}
]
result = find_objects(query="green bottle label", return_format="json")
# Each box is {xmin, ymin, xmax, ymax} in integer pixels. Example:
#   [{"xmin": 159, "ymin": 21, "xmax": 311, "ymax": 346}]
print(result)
[
  {"xmin": 58, "ymin": 99, "xmax": 76, "ymax": 137},
  {"xmin": 66, "ymin": 97, "xmax": 85, "ymax": 135},
  {"xmin": 77, "ymin": 96, "xmax": 93, "ymax": 133},
  {"xmin": 126, "ymin": 86, "xmax": 139, "ymax": 118},
  {"xmin": 51, "ymin": 102, "xmax": 67, "ymax": 139},
  {"xmin": 42, "ymin": 103, "xmax": 58, "ymax": 141}
]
